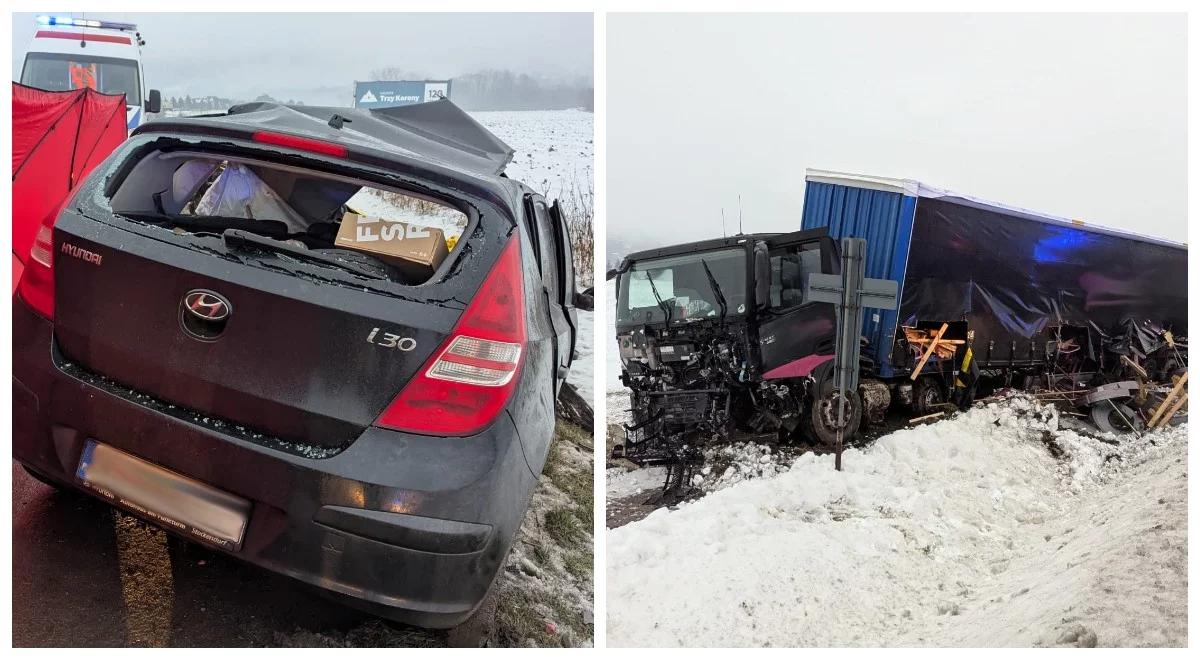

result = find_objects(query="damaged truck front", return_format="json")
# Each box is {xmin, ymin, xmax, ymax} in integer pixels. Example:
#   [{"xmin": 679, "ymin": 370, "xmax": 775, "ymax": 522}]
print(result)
[{"xmin": 612, "ymin": 230, "xmax": 858, "ymax": 485}]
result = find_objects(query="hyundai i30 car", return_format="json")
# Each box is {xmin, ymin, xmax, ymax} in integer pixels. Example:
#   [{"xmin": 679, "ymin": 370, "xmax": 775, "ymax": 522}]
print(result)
[{"xmin": 12, "ymin": 99, "xmax": 584, "ymax": 628}]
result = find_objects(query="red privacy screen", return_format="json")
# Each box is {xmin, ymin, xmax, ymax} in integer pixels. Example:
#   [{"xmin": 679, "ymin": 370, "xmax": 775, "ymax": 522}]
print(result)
[{"xmin": 12, "ymin": 82, "xmax": 127, "ymax": 275}]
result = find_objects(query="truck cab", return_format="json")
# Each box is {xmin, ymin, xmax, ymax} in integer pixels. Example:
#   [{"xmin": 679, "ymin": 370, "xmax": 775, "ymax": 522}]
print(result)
[
  {"xmin": 19, "ymin": 15, "xmax": 161, "ymax": 131},
  {"xmin": 611, "ymin": 229, "xmax": 852, "ymax": 468}
]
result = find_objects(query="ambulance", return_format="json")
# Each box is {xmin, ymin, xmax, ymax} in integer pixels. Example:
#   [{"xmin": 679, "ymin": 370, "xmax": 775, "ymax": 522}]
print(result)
[{"xmin": 19, "ymin": 15, "xmax": 161, "ymax": 130}]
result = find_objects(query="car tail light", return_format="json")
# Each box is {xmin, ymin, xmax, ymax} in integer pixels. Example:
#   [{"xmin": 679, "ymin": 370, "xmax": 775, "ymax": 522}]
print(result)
[
  {"xmin": 17, "ymin": 216, "xmax": 58, "ymax": 320},
  {"xmin": 376, "ymin": 234, "xmax": 526, "ymax": 436},
  {"xmin": 252, "ymin": 131, "xmax": 348, "ymax": 158}
]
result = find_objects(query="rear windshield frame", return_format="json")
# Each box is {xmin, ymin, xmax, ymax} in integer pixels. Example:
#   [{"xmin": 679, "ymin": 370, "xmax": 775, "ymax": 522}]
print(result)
[
  {"xmin": 111, "ymin": 147, "xmax": 474, "ymax": 239},
  {"xmin": 81, "ymin": 133, "xmax": 517, "ymax": 301}
]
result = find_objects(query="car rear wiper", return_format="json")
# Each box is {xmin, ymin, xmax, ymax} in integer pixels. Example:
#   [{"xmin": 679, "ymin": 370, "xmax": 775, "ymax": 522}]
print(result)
[
  {"xmin": 221, "ymin": 229, "xmax": 393, "ymax": 281},
  {"xmin": 119, "ymin": 211, "xmax": 291, "ymax": 239}
]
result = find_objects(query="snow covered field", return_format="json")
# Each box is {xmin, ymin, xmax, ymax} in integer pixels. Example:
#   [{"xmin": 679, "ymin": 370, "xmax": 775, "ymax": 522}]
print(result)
[
  {"xmin": 474, "ymin": 110, "xmax": 594, "ymax": 198},
  {"xmin": 607, "ymin": 397, "xmax": 1188, "ymax": 647}
]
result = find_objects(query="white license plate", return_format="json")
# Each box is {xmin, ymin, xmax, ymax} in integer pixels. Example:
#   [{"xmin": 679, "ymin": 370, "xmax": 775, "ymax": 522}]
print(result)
[{"xmin": 76, "ymin": 440, "xmax": 251, "ymax": 551}]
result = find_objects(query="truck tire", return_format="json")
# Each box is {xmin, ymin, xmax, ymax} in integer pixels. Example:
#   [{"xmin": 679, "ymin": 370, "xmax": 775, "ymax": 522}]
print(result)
[
  {"xmin": 806, "ymin": 361, "xmax": 862, "ymax": 447},
  {"xmin": 911, "ymin": 376, "xmax": 945, "ymax": 416},
  {"xmin": 858, "ymin": 379, "xmax": 891, "ymax": 426},
  {"xmin": 1090, "ymin": 401, "xmax": 1144, "ymax": 435}
]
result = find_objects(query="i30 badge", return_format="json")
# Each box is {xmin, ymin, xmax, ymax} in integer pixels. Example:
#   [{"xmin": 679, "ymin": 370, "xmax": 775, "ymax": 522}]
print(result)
[{"xmin": 183, "ymin": 290, "xmax": 232, "ymax": 321}]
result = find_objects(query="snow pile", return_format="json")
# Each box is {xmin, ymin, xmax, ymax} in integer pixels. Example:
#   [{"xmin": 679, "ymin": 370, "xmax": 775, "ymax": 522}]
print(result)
[
  {"xmin": 606, "ymin": 442, "xmax": 786, "ymax": 505},
  {"xmin": 606, "ymin": 391, "xmax": 632, "ymax": 428},
  {"xmin": 605, "ymin": 280, "xmax": 625, "ymax": 400},
  {"xmin": 569, "ymin": 308, "xmax": 594, "ymax": 403},
  {"xmin": 607, "ymin": 397, "xmax": 1187, "ymax": 647},
  {"xmin": 606, "ymin": 466, "xmax": 667, "ymax": 500},
  {"xmin": 695, "ymin": 442, "xmax": 790, "ymax": 492}
]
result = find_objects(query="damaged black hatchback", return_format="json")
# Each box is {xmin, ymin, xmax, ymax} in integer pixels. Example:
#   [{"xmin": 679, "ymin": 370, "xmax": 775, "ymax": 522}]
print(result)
[{"xmin": 12, "ymin": 99, "xmax": 585, "ymax": 628}]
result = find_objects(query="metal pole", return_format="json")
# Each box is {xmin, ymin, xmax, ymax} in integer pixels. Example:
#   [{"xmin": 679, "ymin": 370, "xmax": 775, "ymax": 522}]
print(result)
[{"xmin": 805, "ymin": 239, "xmax": 898, "ymax": 473}]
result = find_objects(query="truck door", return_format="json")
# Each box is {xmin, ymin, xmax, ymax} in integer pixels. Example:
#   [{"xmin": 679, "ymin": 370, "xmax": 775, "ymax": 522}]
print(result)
[
  {"xmin": 526, "ymin": 195, "xmax": 573, "ymax": 392},
  {"xmin": 756, "ymin": 234, "xmax": 840, "ymax": 379}
]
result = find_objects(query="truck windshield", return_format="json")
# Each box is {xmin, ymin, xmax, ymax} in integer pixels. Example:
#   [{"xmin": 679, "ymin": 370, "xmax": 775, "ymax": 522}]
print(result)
[
  {"xmin": 617, "ymin": 247, "xmax": 747, "ymax": 325},
  {"xmin": 22, "ymin": 53, "xmax": 141, "ymax": 106}
]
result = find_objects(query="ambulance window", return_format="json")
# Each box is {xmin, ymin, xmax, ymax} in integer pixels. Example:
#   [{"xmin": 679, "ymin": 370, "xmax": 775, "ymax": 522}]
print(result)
[{"xmin": 21, "ymin": 53, "xmax": 142, "ymax": 105}]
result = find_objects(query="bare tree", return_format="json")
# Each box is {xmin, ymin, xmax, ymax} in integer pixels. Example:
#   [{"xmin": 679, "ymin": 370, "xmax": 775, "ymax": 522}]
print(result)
[
  {"xmin": 556, "ymin": 169, "xmax": 595, "ymax": 288},
  {"xmin": 368, "ymin": 66, "xmax": 429, "ymax": 81}
]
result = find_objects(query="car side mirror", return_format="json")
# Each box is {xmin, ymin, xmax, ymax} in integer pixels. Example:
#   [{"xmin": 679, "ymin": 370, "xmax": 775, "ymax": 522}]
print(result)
[
  {"xmin": 145, "ymin": 89, "xmax": 162, "ymax": 114},
  {"xmin": 574, "ymin": 287, "xmax": 594, "ymax": 312},
  {"xmin": 753, "ymin": 242, "xmax": 770, "ymax": 310}
]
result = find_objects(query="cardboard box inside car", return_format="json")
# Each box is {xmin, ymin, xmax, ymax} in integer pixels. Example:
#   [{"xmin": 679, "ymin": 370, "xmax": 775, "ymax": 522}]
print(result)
[{"xmin": 335, "ymin": 212, "xmax": 449, "ymax": 281}]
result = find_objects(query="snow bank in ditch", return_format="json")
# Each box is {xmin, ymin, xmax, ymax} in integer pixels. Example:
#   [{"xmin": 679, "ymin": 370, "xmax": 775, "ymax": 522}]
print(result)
[
  {"xmin": 606, "ymin": 397, "xmax": 1188, "ymax": 647},
  {"xmin": 607, "ymin": 466, "xmax": 667, "ymax": 500}
]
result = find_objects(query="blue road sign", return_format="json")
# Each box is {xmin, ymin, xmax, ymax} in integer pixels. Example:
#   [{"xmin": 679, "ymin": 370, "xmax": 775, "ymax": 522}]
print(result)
[{"xmin": 354, "ymin": 80, "xmax": 451, "ymax": 109}]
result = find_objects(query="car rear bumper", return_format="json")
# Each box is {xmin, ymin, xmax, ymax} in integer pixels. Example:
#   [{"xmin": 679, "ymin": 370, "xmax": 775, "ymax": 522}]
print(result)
[{"xmin": 12, "ymin": 297, "xmax": 539, "ymax": 628}]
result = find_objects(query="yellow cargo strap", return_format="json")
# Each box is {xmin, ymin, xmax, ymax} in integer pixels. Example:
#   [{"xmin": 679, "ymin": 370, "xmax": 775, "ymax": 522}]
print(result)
[{"xmin": 955, "ymin": 348, "xmax": 974, "ymax": 388}]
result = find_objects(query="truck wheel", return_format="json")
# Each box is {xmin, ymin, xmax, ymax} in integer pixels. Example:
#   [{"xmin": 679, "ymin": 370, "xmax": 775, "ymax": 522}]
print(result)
[
  {"xmin": 911, "ymin": 377, "xmax": 945, "ymax": 416},
  {"xmin": 858, "ymin": 379, "xmax": 891, "ymax": 426},
  {"xmin": 1090, "ymin": 401, "xmax": 1144, "ymax": 435},
  {"xmin": 807, "ymin": 388, "xmax": 862, "ymax": 448},
  {"xmin": 806, "ymin": 361, "xmax": 861, "ymax": 447}
]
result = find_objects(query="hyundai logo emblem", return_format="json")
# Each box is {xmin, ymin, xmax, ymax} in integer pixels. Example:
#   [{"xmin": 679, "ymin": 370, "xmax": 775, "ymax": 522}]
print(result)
[{"xmin": 183, "ymin": 290, "xmax": 231, "ymax": 322}]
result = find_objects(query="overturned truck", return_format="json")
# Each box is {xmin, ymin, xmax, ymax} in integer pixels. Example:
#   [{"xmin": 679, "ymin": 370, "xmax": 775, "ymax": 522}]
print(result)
[{"xmin": 611, "ymin": 169, "xmax": 1187, "ymax": 476}]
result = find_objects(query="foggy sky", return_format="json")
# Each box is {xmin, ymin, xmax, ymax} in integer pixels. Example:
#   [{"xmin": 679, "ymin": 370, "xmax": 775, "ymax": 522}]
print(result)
[
  {"xmin": 13, "ymin": 12, "xmax": 592, "ymax": 105},
  {"xmin": 608, "ymin": 13, "xmax": 1187, "ymax": 247}
]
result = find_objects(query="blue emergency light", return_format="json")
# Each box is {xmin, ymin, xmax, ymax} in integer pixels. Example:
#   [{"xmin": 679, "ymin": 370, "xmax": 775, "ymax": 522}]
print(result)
[{"xmin": 36, "ymin": 15, "xmax": 137, "ymax": 31}]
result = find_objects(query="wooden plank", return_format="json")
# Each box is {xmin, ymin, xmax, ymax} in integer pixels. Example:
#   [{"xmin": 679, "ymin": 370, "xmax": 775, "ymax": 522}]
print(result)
[
  {"xmin": 1152, "ymin": 392, "xmax": 1188, "ymax": 429},
  {"xmin": 1147, "ymin": 371, "xmax": 1187, "ymax": 428},
  {"xmin": 1121, "ymin": 355, "xmax": 1148, "ymax": 379},
  {"xmin": 909, "ymin": 411, "xmax": 945, "ymax": 424},
  {"xmin": 910, "ymin": 322, "xmax": 949, "ymax": 381}
]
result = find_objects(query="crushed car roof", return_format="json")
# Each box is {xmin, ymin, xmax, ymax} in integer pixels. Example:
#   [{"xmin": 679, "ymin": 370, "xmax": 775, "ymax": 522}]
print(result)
[{"xmin": 134, "ymin": 99, "xmax": 515, "ymax": 177}]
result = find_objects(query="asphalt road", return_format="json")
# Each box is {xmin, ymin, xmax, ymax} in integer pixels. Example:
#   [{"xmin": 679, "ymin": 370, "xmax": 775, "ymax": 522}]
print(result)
[{"xmin": 11, "ymin": 463, "xmax": 446, "ymax": 647}]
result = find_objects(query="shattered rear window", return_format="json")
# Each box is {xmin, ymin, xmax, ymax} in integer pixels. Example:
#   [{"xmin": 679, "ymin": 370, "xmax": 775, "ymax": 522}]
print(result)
[{"xmin": 108, "ymin": 150, "xmax": 469, "ymax": 284}]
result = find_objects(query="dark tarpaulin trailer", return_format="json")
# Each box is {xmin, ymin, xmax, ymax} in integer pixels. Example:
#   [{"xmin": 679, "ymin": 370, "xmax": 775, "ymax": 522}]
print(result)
[{"xmin": 800, "ymin": 169, "xmax": 1187, "ymax": 378}]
